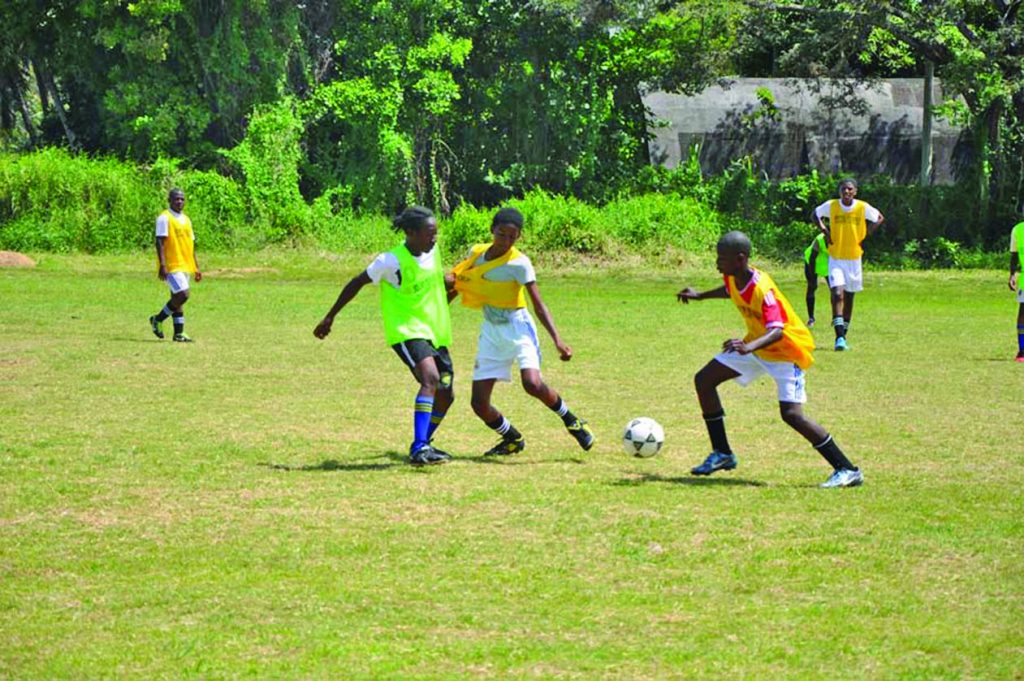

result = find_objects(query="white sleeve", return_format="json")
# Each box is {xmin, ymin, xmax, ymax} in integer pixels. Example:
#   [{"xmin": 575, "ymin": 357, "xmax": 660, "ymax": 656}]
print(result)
[
  {"xmin": 514, "ymin": 254, "xmax": 537, "ymax": 285},
  {"xmin": 862, "ymin": 203, "xmax": 881, "ymax": 223},
  {"xmin": 365, "ymin": 252, "xmax": 400, "ymax": 287},
  {"xmin": 814, "ymin": 202, "xmax": 832, "ymax": 220},
  {"xmin": 155, "ymin": 214, "xmax": 169, "ymax": 237}
]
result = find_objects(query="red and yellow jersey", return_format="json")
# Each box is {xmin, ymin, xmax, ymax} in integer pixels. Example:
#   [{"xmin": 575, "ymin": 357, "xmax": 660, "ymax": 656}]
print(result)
[{"xmin": 724, "ymin": 268, "xmax": 815, "ymax": 369}]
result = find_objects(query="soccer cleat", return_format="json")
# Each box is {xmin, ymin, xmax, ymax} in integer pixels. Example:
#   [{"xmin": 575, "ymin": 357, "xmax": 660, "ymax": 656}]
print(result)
[
  {"xmin": 820, "ymin": 467, "xmax": 864, "ymax": 488},
  {"xmin": 566, "ymin": 418, "xmax": 595, "ymax": 451},
  {"xmin": 1016, "ymin": 353, "xmax": 1024, "ymax": 363},
  {"xmin": 149, "ymin": 315, "xmax": 165, "ymax": 339},
  {"xmin": 484, "ymin": 437, "xmax": 526, "ymax": 456},
  {"xmin": 172, "ymin": 333, "xmax": 194, "ymax": 343},
  {"xmin": 427, "ymin": 444, "xmax": 454, "ymax": 461},
  {"xmin": 691, "ymin": 451, "xmax": 737, "ymax": 476},
  {"xmin": 409, "ymin": 444, "xmax": 450, "ymax": 466},
  {"xmin": 834, "ymin": 337, "xmax": 849, "ymax": 351},
  {"xmin": 806, "ymin": 317, "xmax": 815, "ymax": 328}
]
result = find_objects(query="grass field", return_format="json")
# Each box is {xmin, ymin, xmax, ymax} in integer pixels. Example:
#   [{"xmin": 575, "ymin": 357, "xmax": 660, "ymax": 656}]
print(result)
[{"xmin": 2, "ymin": 252, "xmax": 1022, "ymax": 678}]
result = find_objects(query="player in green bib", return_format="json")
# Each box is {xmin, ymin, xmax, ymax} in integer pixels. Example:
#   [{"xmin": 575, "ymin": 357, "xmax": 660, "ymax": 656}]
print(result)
[
  {"xmin": 1009, "ymin": 219, "xmax": 1024, "ymax": 362},
  {"xmin": 802, "ymin": 232, "xmax": 828, "ymax": 327},
  {"xmin": 314, "ymin": 207, "xmax": 455, "ymax": 465}
]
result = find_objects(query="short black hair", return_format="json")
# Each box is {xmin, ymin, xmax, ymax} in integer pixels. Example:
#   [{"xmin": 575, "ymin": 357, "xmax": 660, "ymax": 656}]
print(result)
[
  {"xmin": 717, "ymin": 230, "xmax": 751, "ymax": 256},
  {"xmin": 392, "ymin": 206, "xmax": 434, "ymax": 233},
  {"xmin": 492, "ymin": 207, "xmax": 524, "ymax": 230},
  {"xmin": 838, "ymin": 178, "xmax": 858, "ymax": 191},
  {"xmin": 168, "ymin": 188, "xmax": 185, "ymax": 199}
]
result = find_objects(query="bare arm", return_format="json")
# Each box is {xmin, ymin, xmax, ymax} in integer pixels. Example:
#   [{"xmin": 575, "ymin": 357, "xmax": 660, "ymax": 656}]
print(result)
[
  {"xmin": 314, "ymin": 271, "xmax": 372, "ymax": 339},
  {"xmin": 865, "ymin": 211, "xmax": 885, "ymax": 239},
  {"xmin": 1011, "ymin": 252, "xmax": 1020, "ymax": 291},
  {"xmin": 525, "ymin": 281, "xmax": 572, "ymax": 361},
  {"xmin": 722, "ymin": 327, "xmax": 783, "ymax": 355},
  {"xmin": 677, "ymin": 285, "xmax": 728, "ymax": 303},
  {"xmin": 155, "ymin": 236, "xmax": 168, "ymax": 279},
  {"xmin": 192, "ymin": 242, "xmax": 202, "ymax": 282}
]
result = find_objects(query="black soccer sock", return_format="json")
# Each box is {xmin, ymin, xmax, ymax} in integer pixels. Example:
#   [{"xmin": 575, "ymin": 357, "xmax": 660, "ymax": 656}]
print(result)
[
  {"xmin": 814, "ymin": 434, "xmax": 856, "ymax": 471},
  {"xmin": 486, "ymin": 415, "xmax": 522, "ymax": 442},
  {"xmin": 173, "ymin": 315, "xmax": 185, "ymax": 336},
  {"xmin": 155, "ymin": 303, "xmax": 172, "ymax": 322},
  {"xmin": 702, "ymin": 410, "xmax": 732, "ymax": 454},
  {"xmin": 549, "ymin": 396, "xmax": 577, "ymax": 427},
  {"xmin": 806, "ymin": 295, "xmax": 815, "ymax": 320},
  {"xmin": 832, "ymin": 316, "xmax": 847, "ymax": 339}
]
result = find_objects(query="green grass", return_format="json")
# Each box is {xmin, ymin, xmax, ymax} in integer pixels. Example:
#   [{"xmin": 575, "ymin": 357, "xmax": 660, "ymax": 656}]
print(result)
[{"xmin": 2, "ymin": 252, "xmax": 1022, "ymax": 678}]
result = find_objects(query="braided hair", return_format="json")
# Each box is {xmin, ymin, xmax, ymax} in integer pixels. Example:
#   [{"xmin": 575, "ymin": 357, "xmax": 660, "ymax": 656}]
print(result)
[{"xmin": 392, "ymin": 206, "xmax": 435, "ymax": 233}]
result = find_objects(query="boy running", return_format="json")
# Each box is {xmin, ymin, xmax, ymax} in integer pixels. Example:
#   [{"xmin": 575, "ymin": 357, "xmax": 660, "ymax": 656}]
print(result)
[
  {"xmin": 149, "ymin": 188, "xmax": 201, "ymax": 342},
  {"xmin": 802, "ymin": 232, "xmax": 828, "ymax": 327},
  {"xmin": 812, "ymin": 178, "xmax": 885, "ymax": 351},
  {"xmin": 677, "ymin": 231, "xmax": 863, "ymax": 488},
  {"xmin": 448, "ymin": 207, "xmax": 595, "ymax": 456},
  {"xmin": 1009, "ymin": 218, "xmax": 1024, "ymax": 362},
  {"xmin": 314, "ymin": 206, "xmax": 455, "ymax": 466}
]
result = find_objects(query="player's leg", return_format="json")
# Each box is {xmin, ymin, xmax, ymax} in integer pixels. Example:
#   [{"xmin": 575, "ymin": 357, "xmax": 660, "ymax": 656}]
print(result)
[
  {"xmin": 828, "ymin": 258, "xmax": 850, "ymax": 349},
  {"xmin": 472, "ymin": 378, "xmax": 525, "ymax": 455},
  {"xmin": 394, "ymin": 340, "xmax": 448, "ymax": 464},
  {"xmin": 691, "ymin": 359, "xmax": 742, "ymax": 475},
  {"xmin": 779, "ymin": 402, "xmax": 861, "ymax": 488},
  {"xmin": 843, "ymin": 291, "xmax": 856, "ymax": 333},
  {"xmin": 425, "ymin": 347, "xmax": 455, "ymax": 445},
  {"xmin": 1016, "ymin": 302, "xmax": 1024, "ymax": 361},
  {"xmin": 520, "ymin": 369, "xmax": 594, "ymax": 451},
  {"xmin": 804, "ymin": 263, "xmax": 817, "ymax": 326}
]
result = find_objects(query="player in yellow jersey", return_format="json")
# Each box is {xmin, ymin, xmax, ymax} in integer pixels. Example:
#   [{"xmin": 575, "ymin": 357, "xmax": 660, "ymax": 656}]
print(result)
[
  {"xmin": 314, "ymin": 207, "xmax": 455, "ymax": 466},
  {"xmin": 149, "ymin": 188, "xmax": 202, "ymax": 342},
  {"xmin": 447, "ymin": 207, "xmax": 594, "ymax": 456},
  {"xmin": 677, "ymin": 231, "xmax": 863, "ymax": 488},
  {"xmin": 812, "ymin": 179, "xmax": 885, "ymax": 351}
]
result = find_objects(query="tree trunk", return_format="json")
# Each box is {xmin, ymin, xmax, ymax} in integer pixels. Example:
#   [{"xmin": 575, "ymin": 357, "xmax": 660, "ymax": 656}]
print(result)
[
  {"xmin": 919, "ymin": 61, "xmax": 933, "ymax": 186},
  {"xmin": 37, "ymin": 62, "xmax": 78, "ymax": 150}
]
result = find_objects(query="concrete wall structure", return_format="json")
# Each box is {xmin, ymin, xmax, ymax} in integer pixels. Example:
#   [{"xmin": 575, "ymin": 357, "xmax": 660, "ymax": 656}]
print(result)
[{"xmin": 644, "ymin": 78, "xmax": 966, "ymax": 184}]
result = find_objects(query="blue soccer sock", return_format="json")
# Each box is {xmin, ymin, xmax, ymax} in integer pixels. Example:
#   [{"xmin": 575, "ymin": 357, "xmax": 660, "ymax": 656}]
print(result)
[
  {"xmin": 412, "ymin": 395, "xmax": 434, "ymax": 451},
  {"xmin": 427, "ymin": 410, "xmax": 446, "ymax": 440},
  {"xmin": 1017, "ymin": 324, "xmax": 1024, "ymax": 353},
  {"xmin": 155, "ymin": 303, "xmax": 172, "ymax": 322}
]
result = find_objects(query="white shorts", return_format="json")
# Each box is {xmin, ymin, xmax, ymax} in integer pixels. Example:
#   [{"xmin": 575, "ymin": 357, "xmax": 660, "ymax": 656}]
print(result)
[
  {"xmin": 473, "ymin": 310, "xmax": 542, "ymax": 382},
  {"xmin": 714, "ymin": 351, "xmax": 807, "ymax": 404},
  {"xmin": 828, "ymin": 258, "xmax": 863, "ymax": 293},
  {"xmin": 166, "ymin": 271, "xmax": 191, "ymax": 294},
  {"xmin": 1017, "ymin": 287, "xmax": 1024, "ymax": 304}
]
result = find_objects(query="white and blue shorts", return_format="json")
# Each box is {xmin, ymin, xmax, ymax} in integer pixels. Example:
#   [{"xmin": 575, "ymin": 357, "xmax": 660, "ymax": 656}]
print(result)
[
  {"xmin": 827, "ymin": 257, "xmax": 863, "ymax": 293},
  {"xmin": 165, "ymin": 271, "xmax": 191, "ymax": 294},
  {"xmin": 1016, "ymin": 286, "xmax": 1024, "ymax": 304},
  {"xmin": 714, "ymin": 351, "xmax": 807, "ymax": 404},
  {"xmin": 473, "ymin": 309, "xmax": 542, "ymax": 382}
]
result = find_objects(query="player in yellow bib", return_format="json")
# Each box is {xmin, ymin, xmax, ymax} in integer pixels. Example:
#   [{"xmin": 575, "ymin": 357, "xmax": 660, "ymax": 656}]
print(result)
[
  {"xmin": 1008, "ymin": 219, "xmax": 1024, "ymax": 362},
  {"xmin": 149, "ymin": 188, "xmax": 202, "ymax": 342},
  {"xmin": 677, "ymin": 231, "xmax": 863, "ymax": 488},
  {"xmin": 812, "ymin": 178, "xmax": 885, "ymax": 351},
  {"xmin": 314, "ymin": 207, "xmax": 455, "ymax": 466},
  {"xmin": 448, "ymin": 207, "xmax": 594, "ymax": 456}
]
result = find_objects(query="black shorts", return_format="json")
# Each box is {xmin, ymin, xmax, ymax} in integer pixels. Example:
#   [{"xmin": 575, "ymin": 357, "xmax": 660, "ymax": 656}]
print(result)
[{"xmin": 391, "ymin": 339, "xmax": 454, "ymax": 389}]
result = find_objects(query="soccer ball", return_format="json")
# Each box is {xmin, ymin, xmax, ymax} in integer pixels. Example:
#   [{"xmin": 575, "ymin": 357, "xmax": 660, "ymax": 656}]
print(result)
[{"xmin": 622, "ymin": 417, "xmax": 665, "ymax": 458}]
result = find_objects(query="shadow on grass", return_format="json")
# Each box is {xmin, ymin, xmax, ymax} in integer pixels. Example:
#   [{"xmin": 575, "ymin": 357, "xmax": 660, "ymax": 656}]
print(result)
[
  {"xmin": 613, "ymin": 472, "xmax": 767, "ymax": 487},
  {"xmin": 260, "ymin": 452, "xmax": 405, "ymax": 472},
  {"xmin": 463, "ymin": 455, "xmax": 587, "ymax": 466}
]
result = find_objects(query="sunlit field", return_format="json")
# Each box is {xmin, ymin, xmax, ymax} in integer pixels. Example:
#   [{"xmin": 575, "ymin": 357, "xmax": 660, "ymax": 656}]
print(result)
[{"xmin": 2, "ymin": 253, "xmax": 1021, "ymax": 678}]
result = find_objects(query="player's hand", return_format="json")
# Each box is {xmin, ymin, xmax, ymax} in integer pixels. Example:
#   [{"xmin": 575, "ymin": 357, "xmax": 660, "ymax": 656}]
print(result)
[
  {"xmin": 443, "ymin": 272, "xmax": 456, "ymax": 290},
  {"xmin": 556, "ymin": 340, "xmax": 573, "ymax": 361},
  {"xmin": 158, "ymin": 266, "xmax": 167, "ymax": 280},
  {"xmin": 194, "ymin": 270, "xmax": 203, "ymax": 282},
  {"xmin": 722, "ymin": 338, "xmax": 749, "ymax": 354},
  {"xmin": 313, "ymin": 317, "xmax": 334, "ymax": 339},
  {"xmin": 1010, "ymin": 272, "xmax": 1019, "ymax": 292},
  {"xmin": 676, "ymin": 287, "xmax": 700, "ymax": 303}
]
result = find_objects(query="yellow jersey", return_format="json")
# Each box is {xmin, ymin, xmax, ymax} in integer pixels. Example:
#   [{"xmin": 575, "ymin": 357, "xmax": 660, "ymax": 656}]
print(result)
[
  {"xmin": 725, "ymin": 268, "xmax": 815, "ymax": 370},
  {"xmin": 826, "ymin": 199, "xmax": 867, "ymax": 260},
  {"xmin": 157, "ymin": 210, "xmax": 196, "ymax": 274},
  {"xmin": 451, "ymin": 244, "xmax": 528, "ymax": 310}
]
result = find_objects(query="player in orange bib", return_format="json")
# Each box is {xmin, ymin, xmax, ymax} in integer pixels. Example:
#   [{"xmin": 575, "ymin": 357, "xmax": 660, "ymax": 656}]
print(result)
[{"xmin": 676, "ymin": 231, "xmax": 863, "ymax": 488}]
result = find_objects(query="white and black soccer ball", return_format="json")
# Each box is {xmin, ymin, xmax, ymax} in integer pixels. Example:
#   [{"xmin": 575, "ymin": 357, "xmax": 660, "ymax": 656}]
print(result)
[{"xmin": 622, "ymin": 417, "xmax": 665, "ymax": 458}]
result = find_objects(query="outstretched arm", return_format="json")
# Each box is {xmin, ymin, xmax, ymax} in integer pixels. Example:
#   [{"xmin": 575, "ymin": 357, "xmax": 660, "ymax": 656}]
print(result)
[
  {"xmin": 525, "ymin": 281, "xmax": 572, "ymax": 360},
  {"xmin": 677, "ymin": 285, "xmax": 728, "ymax": 303},
  {"xmin": 314, "ymin": 271, "xmax": 372, "ymax": 339}
]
